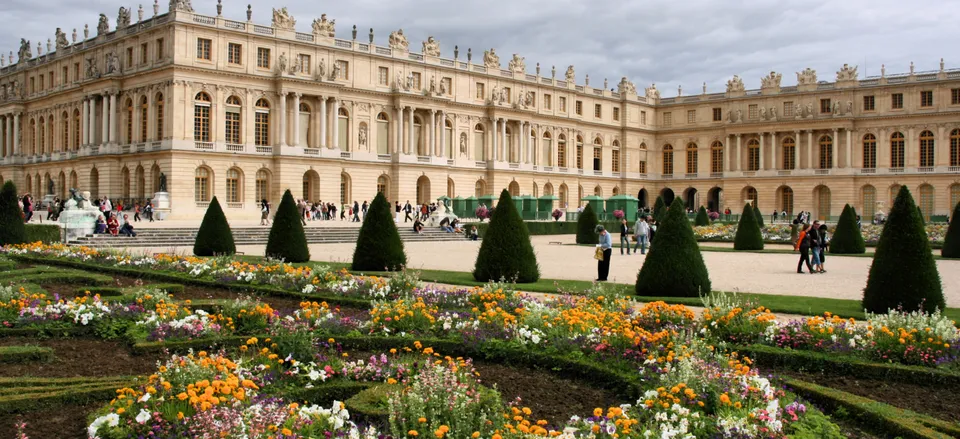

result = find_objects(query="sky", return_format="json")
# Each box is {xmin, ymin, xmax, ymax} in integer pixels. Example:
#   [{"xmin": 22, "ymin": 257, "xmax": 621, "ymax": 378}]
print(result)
[{"xmin": 1, "ymin": 0, "xmax": 955, "ymax": 93}]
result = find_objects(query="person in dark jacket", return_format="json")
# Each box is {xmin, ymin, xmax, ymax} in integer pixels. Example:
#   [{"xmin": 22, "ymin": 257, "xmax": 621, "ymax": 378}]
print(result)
[
  {"xmin": 619, "ymin": 218, "xmax": 631, "ymax": 255},
  {"xmin": 795, "ymin": 223, "xmax": 814, "ymax": 273},
  {"xmin": 808, "ymin": 221, "xmax": 824, "ymax": 273},
  {"xmin": 818, "ymin": 223, "xmax": 829, "ymax": 273}
]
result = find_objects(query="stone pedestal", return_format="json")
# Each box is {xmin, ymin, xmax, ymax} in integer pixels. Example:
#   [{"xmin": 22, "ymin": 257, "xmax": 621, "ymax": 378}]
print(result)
[
  {"xmin": 59, "ymin": 199, "xmax": 100, "ymax": 242},
  {"xmin": 153, "ymin": 192, "xmax": 170, "ymax": 209},
  {"xmin": 42, "ymin": 194, "xmax": 55, "ymax": 209}
]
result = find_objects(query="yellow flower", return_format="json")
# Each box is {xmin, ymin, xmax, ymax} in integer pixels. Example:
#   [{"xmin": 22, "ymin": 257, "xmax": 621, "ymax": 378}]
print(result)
[{"xmin": 408, "ymin": 430, "xmax": 419, "ymax": 437}]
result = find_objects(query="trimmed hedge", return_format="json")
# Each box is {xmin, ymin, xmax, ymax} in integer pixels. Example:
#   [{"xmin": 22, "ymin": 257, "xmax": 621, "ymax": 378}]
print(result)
[
  {"xmin": 942, "ymin": 201, "xmax": 960, "ymax": 258},
  {"xmin": 0, "ymin": 381, "xmax": 132, "ymax": 414},
  {"xmin": 25, "ymin": 224, "xmax": 61, "ymax": 244},
  {"xmin": 635, "ymin": 198, "xmax": 711, "ymax": 297},
  {"xmin": 352, "ymin": 192, "xmax": 407, "ymax": 271},
  {"xmin": 652, "ymin": 196, "xmax": 666, "ymax": 223},
  {"xmin": 576, "ymin": 203, "xmax": 599, "ymax": 244},
  {"xmin": 753, "ymin": 204, "xmax": 764, "ymax": 228},
  {"xmin": 830, "ymin": 204, "xmax": 866, "ymax": 254},
  {"xmin": 694, "ymin": 206, "xmax": 710, "ymax": 226},
  {"xmin": 0, "ymin": 257, "xmax": 15, "ymax": 271},
  {"xmin": 266, "ymin": 189, "xmax": 310, "ymax": 263},
  {"xmin": 193, "ymin": 196, "xmax": 236, "ymax": 256},
  {"xmin": 473, "ymin": 190, "xmax": 540, "ymax": 283},
  {"xmin": 0, "ymin": 346, "xmax": 54, "ymax": 363},
  {"xmin": 0, "ymin": 180, "xmax": 26, "ymax": 246},
  {"xmin": 733, "ymin": 203, "xmax": 764, "ymax": 250},
  {"xmin": 863, "ymin": 186, "xmax": 944, "ymax": 313}
]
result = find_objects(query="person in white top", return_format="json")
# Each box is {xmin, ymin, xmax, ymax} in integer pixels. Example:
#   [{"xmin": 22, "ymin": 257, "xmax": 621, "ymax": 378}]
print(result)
[{"xmin": 632, "ymin": 217, "xmax": 650, "ymax": 255}]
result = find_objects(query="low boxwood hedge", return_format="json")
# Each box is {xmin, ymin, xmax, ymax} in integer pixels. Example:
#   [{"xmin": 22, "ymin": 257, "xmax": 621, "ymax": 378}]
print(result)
[
  {"xmin": 0, "ymin": 346, "xmax": 54, "ymax": 363},
  {"xmin": 75, "ymin": 286, "xmax": 125, "ymax": 297},
  {"xmin": 24, "ymin": 224, "xmax": 62, "ymax": 244},
  {"xmin": 0, "ymin": 380, "xmax": 133, "ymax": 414}
]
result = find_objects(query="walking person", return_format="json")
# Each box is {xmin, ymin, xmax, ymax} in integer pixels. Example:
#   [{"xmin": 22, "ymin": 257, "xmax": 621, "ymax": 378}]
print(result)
[
  {"xmin": 260, "ymin": 199, "xmax": 271, "ymax": 226},
  {"xmin": 361, "ymin": 201, "xmax": 369, "ymax": 220},
  {"xmin": 808, "ymin": 221, "xmax": 824, "ymax": 273},
  {"xmin": 817, "ymin": 223, "xmax": 829, "ymax": 273},
  {"xmin": 595, "ymin": 225, "xmax": 613, "ymax": 282},
  {"xmin": 772, "ymin": 210, "xmax": 778, "ymax": 224},
  {"xmin": 352, "ymin": 201, "xmax": 361, "ymax": 222},
  {"xmin": 403, "ymin": 201, "xmax": 413, "ymax": 222},
  {"xmin": 633, "ymin": 216, "xmax": 650, "ymax": 254},
  {"xmin": 619, "ymin": 218, "xmax": 631, "ymax": 255},
  {"xmin": 133, "ymin": 203, "xmax": 142, "ymax": 222},
  {"xmin": 795, "ymin": 223, "xmax": 814, "ymax": 273},
  {"xmin": 22, "ymin": 194, "xmax": 33, "ymax": 223}
]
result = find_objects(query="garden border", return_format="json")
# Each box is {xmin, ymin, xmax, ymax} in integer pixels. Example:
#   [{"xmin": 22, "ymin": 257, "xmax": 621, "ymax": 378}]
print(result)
[{"xmin": 0, "ymin": 345, "xmax": 54, "ymax": 363}]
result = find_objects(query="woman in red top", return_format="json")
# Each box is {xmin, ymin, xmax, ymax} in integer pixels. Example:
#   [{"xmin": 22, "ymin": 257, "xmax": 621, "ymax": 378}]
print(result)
[{"xmin": 107, "ymin": 215, "xmax": 120, "ymax": 236}]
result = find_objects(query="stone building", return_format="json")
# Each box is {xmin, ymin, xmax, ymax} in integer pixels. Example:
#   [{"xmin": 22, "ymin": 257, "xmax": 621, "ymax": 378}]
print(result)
[{"xmin": 0, "ymin": 3, "xmax": 959, "ymax": 221}]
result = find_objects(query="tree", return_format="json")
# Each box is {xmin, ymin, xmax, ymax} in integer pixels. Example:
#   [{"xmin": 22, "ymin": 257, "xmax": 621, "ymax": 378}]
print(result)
[
  {"xmin": 943, "ymin": 201, "xmax": 960, "ymax": 258},
  {"xmin": 473, "ymin": 190, "xmax": 540, "ymax": 283},
  {"xmin": 352, "ymin": 192, "xmax": 407, "ymax": 271},
  {"xmin": 265, "ymin": 189, "xmax": 311, "ymax": 263},
  {"xmin": 863, "ymin": 186, "xmax": 943, "ymax": 313},
  {"xmin": 753, "ymin": 204, "xmax": 765, "ymax": 228},
  {"xmin": 576, "ymin": 203, "xmax": 599, "ymax": 245},
  {"xmin": 694, "ymin": 206, "xmax": 710, "ymax": 226},
  {"xmin": 193, "ymin": 196, "xmax": 236, "ymax": 256},
  {"xmin": 0, "ymin": 181, "xmax": 27, "ymax": 246},
  {"xmin": 829, "ymin": 204, "xmax": 865, "ymax": 254},
  {"xmin": 652, "ymin": 196, "xmax": 666, "ymax": 223},
  {"xmin": 733, "ymin": 203, "xmax": 764, "ymax": 250},
  {"xmin": 636, "ymin": 197, "xmax": 711, "ymax": 297}
]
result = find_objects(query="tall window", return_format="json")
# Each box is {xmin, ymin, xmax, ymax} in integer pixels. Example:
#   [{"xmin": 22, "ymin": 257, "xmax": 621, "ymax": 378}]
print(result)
[
  {"xmin": 225, "ymin": 96, "xmax": 242, "ymax": 144},
  {"xmin": 862, "ymin": 134, "xmax": 877, "ymax": 169},
  {"xmin": 476, "ymin": 83, "xmax": 484, "ymax": 99},
  {"xmin": 747, "ymin": 139, "xmax": 760, "ymax": 171},
  {"xmin": 593, "ymin": 138, "xmax": 602, "ymax": 170},
  {"xmin": 863, "ymin": 95, "xmax": 875, "ymax": 111},
  {"xmin": 663, "ymin": 112, "xmax": 672, "ymax": 126},
  {"xmin": 687, "ymin": 109, "xmax": 696, "ymax": 123},
  {"xmin": 783, "ymin": 102, "xmax": 794, "ymax": 118},
  {"xmin": 255, "ymin": 98, "xmax": 270, "ymax": 146},
  {"xmin": 255, "ymin": 170, "xmax": 269, "ymax": 202},
  {"xmin": 748, "ymin": 105, "xmax": 758, "ymax": 120},
  {"xmin": 412, "ymin": 72, "xmax": 421, "ymax": 89},
  {"xmin": 951, "ymin": 129, "xmax": 960, "ymax": 167},
  {"xmin": 378, "ymin": 67, "xmax": 389, "ymax": 85},
  {"xmin": 613, "ymin": 107, "xmax": 620, "ymax": 121},
  {"xmin": 782, "ymin": 138, "xmax": 796, "ymax": 170},
  {"xmin": 473, "ymin": 124, "xmax": 485, "ymax": 161},
  {"xmin": 560, "ymin": 97, "xmax": 567, "ymax": 112},
  {"xmin": 710, "ymin": 141, "xmax": 723, "ymax": 173},
  {"xmin": 662, "ymin": 144, "xmax": 674, "ymax": 175},
  {"xmin": 611, "ymin": 149, "xmax": 621, "ymax": 173},
  {"xmin": 157, "ymin": 38, "xmax": 165, "ymax": 59},
  {"xmin": 544, "ymin": 94, "xmax": 552, "ymax": 110},
  {"xmin": 61, "ymin": 112, "xmax": 69, "ymax": 149},
  {"xmin": 297, "ymin": 54, "xmax": 311, "ymax": 74},
  {"xmin": 227, "ymin": 43, "xmax": 242, "ymax": 65},
  {"xmin": 890, "ymin": 132, "xmax": 905, "ymax": 168},
  {"xmin": 155, "ymin": 93, "xmax": 164, "ymax": 139},
  {"xmin": 257, "ymin": 48, "xmax": 270, "ymax": 69},
  {"xmin": 818, "ymin": 136, "xmax": 833, "ymax": 169},
  {"xmin": 576, "ymin": 136, "xmax": 583, "ymax": 169},
  {"xmin": 820, "ymin": 99, "xmax": 831, "ymax": 114},
  {"xmin": 919, "ymin": 130, "xmax": 935, "ymax": 167},
  {"xmin": 194, "ymin": 167, "xmax": 211, "ymax": 202},
  {"xmin": 575, "ymin": 101, "xmax": 582, "ymax": 115},
  {"xmin": 892, "ymin": 93, "xmax": 903, "ymax": 109},
  {"xmin": 780, "ymin": 187, "xmax": 794, "ymax": 215},
  {"xmin": 377, "ymin": 175, "xmax": 388, "ymax": 196},
  {"xmin": 713, "ymin": 108, "xmax": 722, "ymax": 121},
  {"xmin": 918, "ymin": 185, "xmax": 934, "ymax": 221},
  {"xmin": 139, "ymin": 97, "xmax": 148, "ymax": 141},
  {"xmin": 594, "ymin": 104, "xmax": 602, "ymax": 118},
  {"xmin": 920, "ymin": 91, "xmax": 933, "ymax": 107},
  {"xmin": 73, "ymin": 110, "xmax": 80, "ymax": 150},
  {"xmin": 125, "ymin": 99, "xmax": 134, "ymax": 143},
  {"xmin": 638, "ymin": 160, "xmax": 647, "ymax": 174},
  {"xmin": 862, "ymin": 185, "xmax": 876, "ymax": 220},
  {"xmin": 335, "ymin": 60, "xmax": 349, "ymax": 80},
  {"xmin": 226, "ymin": 168, "xmax": 241, "ymax": 203},
  {"xmin": 557, "ymin": 135, "xmax": 567, "ymax": 168},
  {"xmin": 194, "ymin": 92, "xmax": 211, "ymax": 142},
  {"xmin": 196, "ymin": 38, "xmax": 212, "ymax": 60},
  {"xmin": 686, "ymin": 143, "xmax": 698, "ymax": 174}
]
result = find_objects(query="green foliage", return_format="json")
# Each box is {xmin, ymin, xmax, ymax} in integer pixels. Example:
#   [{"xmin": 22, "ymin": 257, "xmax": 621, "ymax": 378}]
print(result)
[
  {"xmin": 24, "ymin": 225, "xmax": 61, "ymax": 244},
  {"xmin": 694, "ymin": 206, "xmax": 710, "ymax": 226},
  {"xmin": 652, "ymin": 196, "xmax": 666, "ymax": 222},
  {"xmin": 352, "ymin": 192, "xmax": 407, "ymax": 271},
  {"xmin": 791, "ymin": 223, "xmax": 799, "ymax": 242},
  {"xmin": 733, "ymin": 203, "xmax": 764, "ymax": 250},
  {"xmin": 0, "ymin": 181, "xmax": 26, "ymax": 246},
  {"xmin": 753, "ymin": 204, "xmax": 764, "ymax": 228},
  {"xmin": 0, "ymin": 346, "xmax": 53, "ymax": 364},
  {"xmin": 863, "ymin": 186, "xmax": 944, "ymax": 313},
  {"xmin": 783, "ymin": 408, "xmax": 845, "ymax": 439},
  {"xmin": 635, "ymin": 198, "xmax": 711, "ymax": 297},
  {"xmin": 265, "ymin": 189, "xmax": 310, "ymax": 263},
  {"xmin": 943, "ymin": 201, "xmax": 960, "ymax": 258},
  {"xmin": 575, "ymin": 203, "xmax": 599, "ymax": 244},
  {"xmin": 473, "ymin": 190, "xmax": 540, "ymax": 283},
  {"xmin": 193, "ymin": 197, "xmax": 236, "ymax": 256},
  {"xmin": 830, "ymin": 204, "xmax": 866, "ymax": 254}
]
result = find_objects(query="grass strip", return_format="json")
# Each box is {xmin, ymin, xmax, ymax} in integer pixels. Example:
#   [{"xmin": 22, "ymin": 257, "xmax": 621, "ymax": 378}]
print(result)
[
  {"xmin": 785, "ymin": 377, "xmax": 960, "ymax": 439},
  {"xmin": 0, "ymin": 346, "xmax": 54, "ymax": 363}
]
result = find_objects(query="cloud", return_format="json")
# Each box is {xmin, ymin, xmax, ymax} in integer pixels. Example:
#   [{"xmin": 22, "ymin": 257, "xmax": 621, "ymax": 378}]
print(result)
[{"xmin": 1, "ymin": 0, "xmax": 953, "ymax": 94}]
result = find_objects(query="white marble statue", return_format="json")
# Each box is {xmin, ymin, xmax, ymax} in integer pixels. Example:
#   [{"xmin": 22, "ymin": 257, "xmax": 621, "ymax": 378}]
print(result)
[
  {"xmin": 422, "ymin": 36, "xmax": 440, "ymax": 57},
  {"xmin": 55, "ymin": 28, "xmax": 69, "ymax": 50},
  {"xmin": 311, "ymin": 14, "xmax": 335, "ymax": 37},
  {"xmin": 726, "ymin": 75, "xmax": 745, "ymax": 93},
  {"xmin": 565, "ymin": 65, "xmax": 575, "ymax": 82},
  {"xmin": 617, "ymin": 77, "xmax": 636, "ymax": 95},
  {"xmin": 388, "ymin": 29, "xmax": 409, "ymax": 51},
  {"xmin": 97, "ymin": 14, "xmax": 110, "ymax": 36},
  {"xmin": 483, "ymin": 48, "xmax": 500, "ymax": 69},
  {"xmin": 796, "ymin": 68, "xmax": 817, "ymax": 85},
  {"xmin": 836, "ymin": 64, "xmax": 858, "ymax": 82},
  {"xmin": 761, "ymin": 71, "xmax": 782, "ymax": 88},
  {"xmin": 272, "ymin": 7, "xmax": 296, "ymax": 30},
  {"xmin": 508, "ymin": 54, "xmax": 526, "ymax": 74}
]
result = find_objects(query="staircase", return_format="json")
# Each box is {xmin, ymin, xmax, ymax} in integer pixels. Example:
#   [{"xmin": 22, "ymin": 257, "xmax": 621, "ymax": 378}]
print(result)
[{"xmin": 70, "ymin": 226, "xmax": 466, "ymax": 248}]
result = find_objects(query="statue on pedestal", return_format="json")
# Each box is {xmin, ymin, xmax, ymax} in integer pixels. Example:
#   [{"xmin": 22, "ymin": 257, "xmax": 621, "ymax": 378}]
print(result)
[
  {"xmin": 422, "ymin": 36, "xmax": 440, "ymax": 57},
  {"xmin": 158, "ymin": 172, "xmax": 167, "ymax": 192},
  {"xmin": 388, "ymin": 29, "xmax": 409, "ymax": 51},
  {"xmin": 483, "ymin": 48, "xmax": 500, "ymax": 70},
  {"xmin": 311, "ymin": 14, "xmax": 335, "ymax": 37}
]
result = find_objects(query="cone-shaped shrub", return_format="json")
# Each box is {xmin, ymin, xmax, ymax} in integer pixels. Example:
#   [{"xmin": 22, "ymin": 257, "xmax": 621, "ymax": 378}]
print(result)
[
  {"xmin": 352, "ymin": 192, "xmax": 407, "ymax": 271},
  {"xmin": 473, "ymin": 190, "xmax": 540, "ymax": 283},
  {"xmin": 193, "ymin": 197, "xmax": 236, "ymax": 256},
  {"xmin": 753, "ymin": 204, "xmax": 765, "ymax": 228},
  {"xmin": 694, "ymin": 206, "xmax": 710, "ymax": 226},
  {"xmin": 917, "ymin": 206, "xmax": 925, "ymax": 227},
  {"xmin": 830, "ymin": 204, "xmax": 865, "ymax": 254},
  {"xmin": 863, "ymin": 186, "xmax": 943, "ymax": 313},
  {"xmin": 733, "ymin": 203, "xmax": 764, "ymax": 250},
  {"xmin": 636, "ymin": 197, "xmax": 711, "ymax": 297},
  {"xmin": 652, "ymin": 196, "xmax": 666, "ymax": 223},
  {"xmin": 0, "ymin": 181, "xmax": 27, "ymax": 246},
  {"xmin": 576, "ymin": 203, "xmax": 599, "ymax": 245},
  {"xmin": 942, "ymin": 201, "xmax": 960, "ymax": 258},
  {"xmin": 265, "ymin": 189, "xmax": 310, "ymax": 263}
]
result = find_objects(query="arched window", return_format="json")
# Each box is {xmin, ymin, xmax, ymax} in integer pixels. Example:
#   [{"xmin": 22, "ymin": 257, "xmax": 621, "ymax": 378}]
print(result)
[
  {"xmin": 38, "ymin": 117, "xmax": 44, "ymax": 155},
  {"xmin": 73, "ymin": 110, "xmax": 81, "ymax": 150},
  {"xmin": 686, "ymin": 142, "xmax": 698, "ymax": 174},
  {"xmin": 782, "ymin": 138, "xmax": 796, "ymax": 170},
  {"xmin": 226, "ymin": 168, "xmax": 242, "ymax": 204},
  {"xmin": 151, "ymin": 164, "xmax": 161, "ymax": 193},
  {"xmin": 593, "ymin": 137, "xmax": 602, "ymax": 171},
  {"xmin": 90, "ymin": 168, "xmax": 100, "ymax": 198},
  {"xmin": 559, "ymin": 184, "xmax": 568, "ymax": 209},
  {"xmin": 155, "ymin": 93, "xmax": 164, "ymax": 140},
  {"xmin": 139, "ymin": 96, "xmax": 148, "ymax": 141},
  {"xmin": 125, "ymin": 99, "xmax": 134, "ymax": 144},
  {"xmin": 710, "ymin": 141, "xmax": 723, "ymax": 173},
  {"xmin": 61, "ymin": 111, "xmax": 69, "ymax": 150},
  {"xmin": 889, "ymin": 184, "xmax": 901, "ymax": 206},
  {"xmin": 594, "ymin": 185, "xmax": 603, "ymax": 197},
  {"xmin": 340, "ymin": 173, "xmax": 351, "ymax": 205},
  {"xmin": 576, "ymin": 135, "xmax": 584, "ymax": 169},
  {"xmin": 255, "ymin": 169, "xmax": 270, "ymax": 203},
  {"xmin": 862, "ymin": 134, "xmax": 877, "ymax": 169},
  {"xmin": 662, "ymin": 144, "xmax": 674, "ymax": 175},
  {"xmin": 475, "ymin": 179, "xmax": 486, "ymax": 197},
  {"xmin": 861, "ymin": 185, "xmax": 876, "ymax": 220},
  {"xmin": 557, "ymin": 134, "xmax": 567, "ymax": 168},
  {"xmin": 377, "ymin": 175, "xmax": 389, "ymax": 199},
  {"xmin": 473, "ymin": 124, "xmax": 486, "ymax": 161},
  {"xmin": 747, "ymin": 139, "xmax": 760, "ymax": 171},
  {"xmin": 890, "ymin": 132, "xmax": 904, "ymax": 168},
  {"xmin": 338, "ymin": 107, "xmax": 349, "ymax": 151},
  {"xmin": 445, "ymin": 119, "xmax": 454, "ymax": 159},
  {"xmin": 542, "ymin": 132, "xmax": 553, "ymax": 166},
  {"xmin": 194, "ymin": 92, "xmax": 211, "ymax": 142},
  {"xmin": 818, "ymin": 135, "xmax": 833, "ymax": 169},
  {"xmin": 951, "ymin": 129, "xmax": 960, "ymax": 167},
  {"xmin": 47, "ymin": 118, "xmax": 53, "ymax": 153},
  {"xmin": 299, "ymin": 103, "xmax": 312, "ymax": 148},
  {"xmin": 508, "ymin": 181, "xmax": 520, "ymax": 197},
  {"xmin": 194, "ymin": 167, "xmax": 211, "ymax": 202},
  {"xmin": 779, "ymin": 186, "xmax": 794, "ymax": 214},
  {"xmin": 255, "ymin": 98, "xmax": 270, "ymax": 146},
  {"xmin": 918, "ymin": 184, "xmax": 934, "ymax": 221},
  {"xmin": 376, "ymin": 112, "xmax": 390, "ymax": 154},
  {"xmin": 816, "ymin": 186, "xmax": 831, "ymax": 220},
  {"xmin": 919, "ymin": 130, "xmax": 935, "ymax": 168},
  {"xmin": 225, "ymin": 96, "xmax": 242, "ymax": 144}
]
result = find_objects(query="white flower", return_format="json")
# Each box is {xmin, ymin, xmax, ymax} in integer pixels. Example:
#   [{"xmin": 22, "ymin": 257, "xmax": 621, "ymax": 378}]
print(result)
[
  {"xmin": 138, "ymin": 392, "xmax": 151, "ymax": 403},
  {"xmin": 135, "ymin": 409, "xmax": 151, "ymax": 424}
]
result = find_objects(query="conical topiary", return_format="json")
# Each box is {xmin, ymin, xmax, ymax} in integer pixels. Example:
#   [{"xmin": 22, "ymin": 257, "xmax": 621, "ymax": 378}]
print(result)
[
  {"xmin": 753, "ymin": 204, "xmax": 765, "ymax": 228},
  {"xmin": 636, "ymin": 197, "xmax": 711, "ymax": 297},
  {"xmin": 863, "ymin": 186, "xmax": 944, "ymax": 313},
  {"xmin": 942, "ymin": 201, "xmax": 960, "ymax": 258},
  {"xmin": 352, "ymin": 192, "xmax": 407, "ymax": 271},
  {"xmin": 0, "ymin": 181, "xmax": 27, "ymax": 246},
  {"xmin": 576, "ymin": 203, "xmax": 599, "ymax": 245},
  {"xmin": 830, "ymin": 204, "xmax": 865, "ymax": 254},
  {"xmin": 265, "ymin": 189, "xmax": 310, "ymax": 263},
  {"xmin": 652, "ymin": 196, "xmax": 666, "ymax": 223},
  {"xmin": 694, "ymin": 206, "xmax": 710, "ymax": 226},
  {"xmin": 733, "ymin": 203, "xmax": 764, "ymax": 250},
  {"xmin": 917, "ymin": 206, "xmax": 926, "ymax": 227},
  {"xmin": 193, "ymin": 197, "xmax": 236, "ymax": 256},
  {"xmin": 473, "ymin": 190, "xmax": 540, "ymax": 283}
]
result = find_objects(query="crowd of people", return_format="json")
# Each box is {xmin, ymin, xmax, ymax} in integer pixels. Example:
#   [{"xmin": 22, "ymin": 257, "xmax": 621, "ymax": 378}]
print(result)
[{"xmin": 15, "ymin": 193, "xmax": 157, "ymax": 229}]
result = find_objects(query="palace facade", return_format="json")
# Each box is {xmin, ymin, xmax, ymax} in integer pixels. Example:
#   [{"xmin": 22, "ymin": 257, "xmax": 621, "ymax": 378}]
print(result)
[{"xmin": 1, "ymin": 2, "xmax": 959, "ymax": 220}]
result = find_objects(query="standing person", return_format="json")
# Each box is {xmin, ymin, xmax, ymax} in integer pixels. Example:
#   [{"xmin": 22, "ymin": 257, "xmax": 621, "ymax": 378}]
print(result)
[
  {"xmin": 260, "ymin": 199, "xmax": 271, "ymax": 226},
  {"xmin": 596, "ymin": 225, "xmax": 613, "ymax": 282},
  {"xmin": 22, "ymin": 194, "xmax": 33, "ymax": 223},
  {"xmin": 145, "ymin": 200, "xmax": 155, "ymax": 222},
  {"xmin": 361, "ymin": 201, "xmax": 369, "ymax": 220},
  {"xmin": 352, "ymin": 201, "xmax": 361, "ymax": 222},
  {"xmin": 817, "ymin": 223, "xmax": 829, "ymax": 273},
  {"xmin": 781, "ymin": 209, "xmax": 787, "ymax": 222},
  {"xmin": 633, "ymin": 216, "xmax": 650, "ymax": 254},
  {"xmin": 647, "ymin": 216, "xmax": 657, "ymax": 244},
  {"xmin": 772, "ymin": 210, "xmax": 778, "ymax": 224},
  {"xmin": 403, "ymin": 201, "xmax": 413, "ymax": 222},
  {"xmin": 808, "ymin": 220, "xmax": 823, "ymax": 273},
  {"xmin": 420, "ymin": 204, "xmax": 428, "ymax": 221},
  {"xmin": 395, "ymin": 201, "xmax": 402, "ymax": 221},
  {"xmin": 133, "ymin": 203, "xmax": 141, "ymax": 222},
  {"xmin": 795, "ymin": 224, "xmax": 814, "ymax": 273},
  {"xmin": 619, "ymin": 218, "xmax": 631, "ymax": 255}
]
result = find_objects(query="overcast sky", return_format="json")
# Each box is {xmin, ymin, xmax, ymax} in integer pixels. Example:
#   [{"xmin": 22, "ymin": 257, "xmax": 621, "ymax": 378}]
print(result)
[{"xmin": 2, "ymin": 0, "xmax": 955, "ymax": 93}]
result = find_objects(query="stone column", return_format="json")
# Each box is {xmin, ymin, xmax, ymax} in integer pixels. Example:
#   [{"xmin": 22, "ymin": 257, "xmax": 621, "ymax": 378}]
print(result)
[
  {"xmin": 438, "ymin": 111, "xmax": 446, "ymax": 157},
  {"xmin": 81, "ymin": 98, "xmax": 89, "ymax": 145},
  {"xmin": 319, "ymin": 97, "xmax": 327, "ymax": 148},
  {"xmin": 292, "ymin": 93, "xmax": 301, "ymax": 147},
  {"xmin": 806, "ymin": 131, "xmax": 813, "ymax": 169},
  {"xmin": 500, "ymin": 118, "xmax": 507, "ymax": 161},
  {"xmin": 523, "ymin": 122, "xmax": 530, "ymax": 163},
  {"xmin": 793, "ymin": 131, "xmax": 800, "ymax": 170},
  {"xmin": 735, "ymin": 134, "xmax": 741, "ymax": 172},
  {"xmin": 109, "ymin": 93, "xmax": 118, "ymax": 144},
  {"xmin": 759, "ymin": 132, "xmax": 765, "ymax": 171},
  {"xmin": 101, "ymin": 93, "xmax": 109, "ymax": 144},
  {"xmin": 491, "ymin": 118, "xmax": 498, "ymax": 161},
  {"xmin": 770, "ymin": 132, "xmax": 777, "ymax": 171},
  {"xmin": 845, "ymin": 129, "xmax": 852, "ymax": 168},
  {"xmin": 331, "ymin": 98, "xmax": 340, "ymax": 150},
  {"xmin": 832, "ymin": 128, "xmax": 839, "ymax": 168},
  {"xmin": 13, "ymin": 113, "xmax": 20, "ymax": 156},
  {"xmin": 88, "ymin": 97, "xmax": 97, "ymax": 146},
  {"xmin": 395, "ymin": 106, "xmax": 402, "ymax": 154},
  {"xmin": 1, "ymin": 116, "xmax": 6, "ymax": 157},
  {"xmin": 278, "ymin": 92, "xmax": 287, "ymax": 147},
  {"xmin": 407, "ymin": 107, "xmax": 414, "ymax": 155},
  {"xmin": 427, "ymin": 109, "xmax": 435, "ymax": 157}
]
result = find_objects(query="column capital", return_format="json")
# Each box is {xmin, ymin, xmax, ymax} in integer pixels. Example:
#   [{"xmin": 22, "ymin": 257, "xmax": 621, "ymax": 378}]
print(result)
[
  {"xmin": 293, "ymin": 92, "xmax": 302, "ymax": 98},
  {"xmin": 277, "ymin": 91, "xmax": 287, "ymax": 98},
  {"xmin": 735, "ymin": 133, "xmax": 742, "ymax": 138},
  {"xmin": 429, "ymin": 108, "xmax": 436, "ymax": 115}
]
